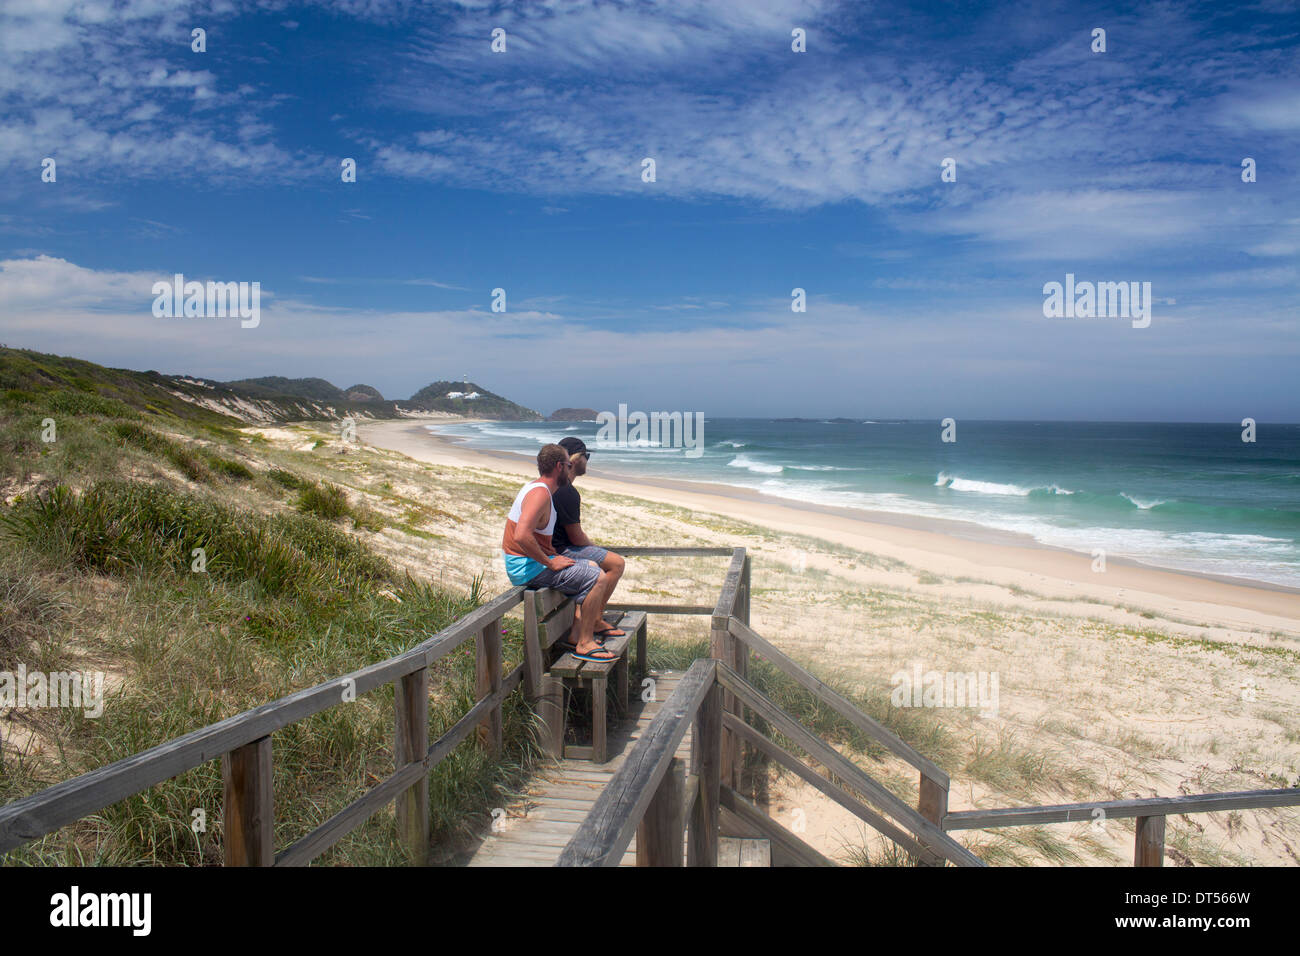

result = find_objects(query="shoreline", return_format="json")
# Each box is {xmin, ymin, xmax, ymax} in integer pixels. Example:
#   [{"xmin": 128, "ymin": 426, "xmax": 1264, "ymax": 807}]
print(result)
[{"xmin": 358, "ymin": 417, "xmax": 1300, "ymax": 634}]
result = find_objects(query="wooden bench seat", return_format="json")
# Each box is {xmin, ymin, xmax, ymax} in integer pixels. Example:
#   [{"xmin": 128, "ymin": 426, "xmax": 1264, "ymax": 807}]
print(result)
[{"xmin": 523, "ymin": 588, "xmax": 647, "ymax": 763}]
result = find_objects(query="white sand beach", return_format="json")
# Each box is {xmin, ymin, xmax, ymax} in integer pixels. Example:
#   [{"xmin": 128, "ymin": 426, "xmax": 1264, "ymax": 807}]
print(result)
[
  {"xmin": 274, "ymin": 414, "xmax": 1300, "ymax": 866},
  {"xmin": 341, "ymin": 416, "xmax": 1300, "ymax": 866}
]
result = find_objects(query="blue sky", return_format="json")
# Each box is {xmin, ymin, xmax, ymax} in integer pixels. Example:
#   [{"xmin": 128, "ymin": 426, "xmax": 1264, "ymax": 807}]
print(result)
[{"xmin": 1, "ymin": 0, "xmax": 1297, "ymax": 420}]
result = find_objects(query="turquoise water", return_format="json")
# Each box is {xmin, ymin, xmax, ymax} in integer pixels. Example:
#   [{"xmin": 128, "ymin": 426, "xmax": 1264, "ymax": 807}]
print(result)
[{"xmin": 433, "ymin": 419, "xmax": 1300, "ymax": 588}]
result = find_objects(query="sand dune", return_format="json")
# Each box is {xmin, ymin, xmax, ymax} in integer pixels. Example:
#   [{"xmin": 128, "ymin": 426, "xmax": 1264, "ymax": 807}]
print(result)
[{"xmin": 346, "ymin": 416, "xmax": 1300, "ymax": 866}]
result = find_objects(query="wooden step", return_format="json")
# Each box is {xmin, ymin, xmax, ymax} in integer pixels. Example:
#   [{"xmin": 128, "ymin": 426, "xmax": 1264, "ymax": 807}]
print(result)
[{"xmin": 718, "ymin": 837, "xmax": 771, "ymax": 867}]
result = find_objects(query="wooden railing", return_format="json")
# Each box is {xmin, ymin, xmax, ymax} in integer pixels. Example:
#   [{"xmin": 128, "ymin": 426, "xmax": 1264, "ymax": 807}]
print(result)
[
  {"xmin": 0, "ymin": 586, "xmax": 527, "ymax": 865},
  {"xmin": 7, "ymin": 541, "xmax": 1294, "ymax": 868},
  {"xmin": 944, "ymin": 789, "xmax": 1300, "ymax": 866},
  {"xmin": 558, "ymin": 547, "xmax": 1299, "ymax": 867},
  {"xmin": 556, "ymin": 657, "xmax": 721, "ymax": 866},
  {"xmin": 555, "ymin": 653, "xmax": 984, "ymax": 866},
  {"xmin": 556, "ymin": 549, "xmax": 989, "ymax": 868},
  {"xmin": 0, "ymin": 545, "xmax": 740, "ymax": 866}
]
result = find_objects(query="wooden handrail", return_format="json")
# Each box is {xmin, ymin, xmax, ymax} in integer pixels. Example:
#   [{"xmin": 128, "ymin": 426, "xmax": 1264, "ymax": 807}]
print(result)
[
  {"xmin": 711, "ymin": 548, "xmax": 748, "ymax": 624},
  {"xmin": 714, "ymin": 662, "xmax": 984, "ymax": 867},
  {"xmin": 726, "ymin": 617, "xmax": 949, "ymax": 789},
  {"xmin": 275, "ymin": 664, "xmax": 525, "ymax": 866},
  {"xmin": 0, "ymin": 586, "xmax": 525, "ymax": 857},
  {"xmin": 606, "ymin": 603, "xmax": 715, "ymax": 615},
  {"xmin": 608, "ymin": 547, "xmax": 735, "ymax": 557},
  {"xmin": 724, "ymin": 714, "xmax": 941, "ymax": 865},
  {"xmin": 1, "ymin": 548, "xmax": 743, "ymax": 862},
  {"xmin": 555, "ymin": 658, "xmax": 718, "ymax": 867},
  {"xmin": 945, "ymin": 788, "xmax": 1300, "ymax": 830},
  {"xmin": 601, "ymin": 547, "xmax": 736, "ymax": 617}
]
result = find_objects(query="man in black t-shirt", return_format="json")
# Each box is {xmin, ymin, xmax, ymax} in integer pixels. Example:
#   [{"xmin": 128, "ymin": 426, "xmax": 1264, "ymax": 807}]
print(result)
[{"xmin": 554, "ymin": 436, "xmax": 627, "ymax": 638}]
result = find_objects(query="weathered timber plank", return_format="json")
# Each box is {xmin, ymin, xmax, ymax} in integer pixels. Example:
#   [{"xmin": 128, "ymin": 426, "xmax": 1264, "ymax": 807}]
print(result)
[
  {"xmin": 945, "ymin": 788, "xmax": 1300, "ymax": 830},
  {"xmin": 725, "ymin": 714, "xmax": 939, "ymax": 865},
  {"xmin": 716, "ymin": 664, "xmax": 983, "ymax": 868},
  {"xmin": 556, "ymin": 658, "xmax": 717, "ymax": 867},
  {"xmin": 739, "ymin": 838, "xmax": 771, "ymax": 867},
  {"xmin": 1134, "ymin": 814, "xmax": 1166, "ymax": 867},
  {"xmin": 727, "ymin": 617, "xmax": 948, "ymax": 788},
  {"xmin": 476, "ymin": 617, "xmax": 503, "ymax": 754},
  {"xmin": 637, "ymin": 756, "xmax": 684, "ymax": 867},
  {"xmin": 605, "ymin": 604, "xmax": 715, "ymax": 615},
  {"xmin": 277, "ymin": 664, "xmax": 524, "ymax": 867},
  {"xmin": 711, "ymin": 548, "xmax": 748, "ymax": 622},
  {"xmin": 718, "ymin": 837, "xmax": 742, "ymax": 867},
  {"xmin": 0, "ymin": 587, "xmax": 524, "ymax": 853},
  {"xmin": 222, "ymin": 736, "xmax": 272, "ymax": 866},
  {"xmin": 394, "ymin": 666, "xmax": 430, "ymax": 865},
  {"xmin": 719, "ymin": 786, "xmax": 834, "ymax": 867},
  {"xmin": 605, "ymin": 547, "xmax": 733, "ymax": 557},
  {"xmin": 687, "ymin": 682, "xmax": 721, "ymax": 867}
]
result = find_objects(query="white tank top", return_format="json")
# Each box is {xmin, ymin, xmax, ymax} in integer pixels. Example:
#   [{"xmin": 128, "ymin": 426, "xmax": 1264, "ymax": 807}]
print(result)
[{"xmin": 507, "ymin": 480, "xmax": 556, "ymax": 537}]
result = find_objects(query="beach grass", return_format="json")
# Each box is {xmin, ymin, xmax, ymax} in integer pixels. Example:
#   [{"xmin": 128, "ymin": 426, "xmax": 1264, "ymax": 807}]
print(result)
[
  {"xmin": 0, "ymin": 386, "xmax": 546, "ymax": 866},
  {"xmin": 4, "ymin": 369, "xmax": 1298, "ymax": 866}
]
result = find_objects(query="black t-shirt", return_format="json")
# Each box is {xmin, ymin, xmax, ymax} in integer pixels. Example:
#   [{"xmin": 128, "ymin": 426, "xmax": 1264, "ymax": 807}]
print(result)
[{"xmin": 550, "ymin": 484, "xmax": 582, "ymax": 552}]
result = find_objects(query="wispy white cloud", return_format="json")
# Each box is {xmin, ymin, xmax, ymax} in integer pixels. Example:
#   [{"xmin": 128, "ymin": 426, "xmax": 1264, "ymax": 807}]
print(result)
[{"xmin": 4, "ymin": 256, "xmax": 1296, "ymax": 418}]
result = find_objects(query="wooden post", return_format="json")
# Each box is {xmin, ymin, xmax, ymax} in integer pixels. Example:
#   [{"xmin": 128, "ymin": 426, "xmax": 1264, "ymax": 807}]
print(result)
[
  {"xmin": 638, "ymin": 756, "xmax": 684, "ymax": 866},
  {"xmin": 522, "ymin": 593, "xmax": 543, "ymax": 701},
  {"xmin": 711, "ymin": 615, "xmax": 738, "ymax": 790},
  {"xmin": 734, "ymin": 557, "xmax": 752, "ymax": 785},
  {"xmin": 476, "ymin": 617, "xmax": 503, "ymax": 755},
  {"xmin": 688, "ymin": 683, "xmax": 721, "ymax": 866},
  {"xmin": 592, "ymin": 675, "xmax": 608, "ymax": 764},
  {"xmin": 1134, "ymin": 814, "xmax": 1165, "ymax": 867},
  {"xmin": 538, "ymin": 674, "xmax": 565, "ymax": 757},
  {"xmin": 394, "ymin": 667, "xmax": 430, "ymax": 866},
  {"xmin": 221, "ymin": 736, "xmax": 273, "ymax": 866},
  {"xmin": 739, "ymin": 555, "xmax": 752, "ymax": 628},
  {"xmin": 918, "ymin": 773, "xmax": 948, "ymax": 866}
]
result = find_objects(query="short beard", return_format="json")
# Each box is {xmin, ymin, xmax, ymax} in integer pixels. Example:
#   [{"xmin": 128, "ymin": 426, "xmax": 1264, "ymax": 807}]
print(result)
[{"xmin": 555, "ymin": 469, "xmax": 571, "ymax": 487}]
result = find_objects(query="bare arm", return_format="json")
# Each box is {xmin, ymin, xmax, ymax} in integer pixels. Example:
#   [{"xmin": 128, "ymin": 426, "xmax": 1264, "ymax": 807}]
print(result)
[
  {"xmin": 562, "ymin": 522, "xmax": 594, "ymax": 548},
  {"xmin": 512, "ymin": 487, "xmax": 572, "ymax": 570}
]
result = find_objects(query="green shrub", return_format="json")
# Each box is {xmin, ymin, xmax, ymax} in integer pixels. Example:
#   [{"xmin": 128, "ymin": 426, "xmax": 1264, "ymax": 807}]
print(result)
[
  {"xmin": 46, "ymin": 391, "xmax": 137, "ymax": 419},
  {"xmin": 267, "ymin": 468, "xmax": 304, "ymax": 490},
  {"xmin": 0, "ymin": 481, "xmax": 391, "ymax": 597},
  {"xmin": 297, "ymin": 481, "xmax": 350, "ymax": 521},
  {"xmin": 107, "ymin": 421, "xmax": 209, "ymax": 483},
  {"xmin": 208, "ymin": 456, "xmax": 254, "ymax": 481}
]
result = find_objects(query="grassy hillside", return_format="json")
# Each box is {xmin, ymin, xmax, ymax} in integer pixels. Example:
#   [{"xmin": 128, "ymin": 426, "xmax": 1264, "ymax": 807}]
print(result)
[
  {"xmin": 223, "ymin": 375, "xmax": 349, "ymax": 401},
  {"xmin": 0, "ymin": 352, "xmax": 544, "ymax": 865},
  {"xmin": 408, "ymin": 380, "xmax": 541, "ymax": 420},
  {"xmin": 0, "ymin": 346, "xmax": 402, "ymax": 425},
  {"xmin": 0, "ymin": 347, "xmax": 539, "ymax": 425}
]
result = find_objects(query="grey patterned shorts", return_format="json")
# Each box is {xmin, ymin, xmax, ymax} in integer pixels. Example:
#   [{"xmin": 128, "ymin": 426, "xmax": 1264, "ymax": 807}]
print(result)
[{"xmin": 526, "ymin": 557, "xmax": 601, "ymax": 603}]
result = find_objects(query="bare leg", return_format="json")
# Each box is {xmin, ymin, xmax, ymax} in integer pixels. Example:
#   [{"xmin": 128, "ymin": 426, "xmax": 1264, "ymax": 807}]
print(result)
[
  {"xmin": 571, "ymin": 571, "xmax": 615, "ymax": 656},
  {"xmin": 592, "ymin": 552, "xmax": 627, "ymax": 635},
  {"xmin": 600, "ymin": 551, "xmax": 625, "ymax": 594}
]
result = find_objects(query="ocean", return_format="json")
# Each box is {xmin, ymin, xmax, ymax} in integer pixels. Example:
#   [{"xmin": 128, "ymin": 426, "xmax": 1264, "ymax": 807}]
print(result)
[{"xmin": 430, "ymin": 419, "xmax": 1300, "ymax": 589}]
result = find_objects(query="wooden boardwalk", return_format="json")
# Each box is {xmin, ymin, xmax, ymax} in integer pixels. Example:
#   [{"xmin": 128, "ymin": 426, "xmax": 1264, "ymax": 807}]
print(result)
[{"xmin": 465, "ymin": 669, "xmax": 693, "ymax": 867}]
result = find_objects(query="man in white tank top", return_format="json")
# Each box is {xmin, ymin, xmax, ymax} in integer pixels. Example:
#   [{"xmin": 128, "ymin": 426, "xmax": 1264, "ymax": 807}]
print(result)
[{"xmin": 501, "ymin": 443, "xmax": 616, "ymax": 661}]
